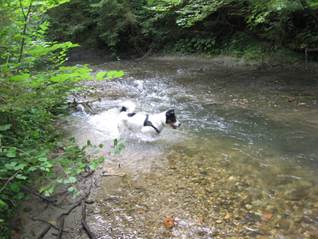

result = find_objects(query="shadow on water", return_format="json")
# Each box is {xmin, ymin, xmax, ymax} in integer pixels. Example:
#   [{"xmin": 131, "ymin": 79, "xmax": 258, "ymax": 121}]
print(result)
[{"xmin": 66, "ymin": 57, "xmax": 318, "ymax": 238}]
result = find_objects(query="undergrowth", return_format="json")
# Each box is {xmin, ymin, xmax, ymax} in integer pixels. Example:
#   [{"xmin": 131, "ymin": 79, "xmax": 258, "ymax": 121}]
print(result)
[{"xmin": 0, "ymin": 1, "xmax": 125, "ymax": 237}]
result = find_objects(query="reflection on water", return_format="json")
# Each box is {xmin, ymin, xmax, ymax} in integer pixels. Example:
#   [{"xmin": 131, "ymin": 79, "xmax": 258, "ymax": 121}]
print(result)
[{"xmin": 67, "ymin": 57, "xmax": 318, "ymax": 238}]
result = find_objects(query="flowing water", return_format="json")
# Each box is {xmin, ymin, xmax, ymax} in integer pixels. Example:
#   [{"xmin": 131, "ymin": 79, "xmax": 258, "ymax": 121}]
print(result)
[{"xmin": 67, "ymin": 57, "xmax": 318, "ymax": 239}]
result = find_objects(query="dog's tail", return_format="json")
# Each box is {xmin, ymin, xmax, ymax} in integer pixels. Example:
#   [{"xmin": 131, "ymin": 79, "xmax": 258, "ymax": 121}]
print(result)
[{"xmin": 119, "ymin": 101, "xmax": 136, "ymax": 113}]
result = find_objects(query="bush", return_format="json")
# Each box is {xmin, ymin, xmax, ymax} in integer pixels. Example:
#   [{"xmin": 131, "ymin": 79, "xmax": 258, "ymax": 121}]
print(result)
[{"xmin": 0, "ymin": 1, "xmax": 125, "ymax": 237}]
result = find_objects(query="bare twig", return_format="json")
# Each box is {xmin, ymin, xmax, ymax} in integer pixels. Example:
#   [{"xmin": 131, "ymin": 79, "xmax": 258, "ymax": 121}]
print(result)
[
  {"xmin": 0, "ymin": 170, "xmax": 20, "ymax": 194},
  {"xmin": 101, "ymin": 173, "xmax": 126, "ymax": 177}
]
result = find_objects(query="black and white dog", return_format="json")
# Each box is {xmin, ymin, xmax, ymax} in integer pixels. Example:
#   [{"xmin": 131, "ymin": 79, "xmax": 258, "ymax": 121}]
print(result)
[{"xmin": 118, "ymin": 102, "xmax": 181, "ymax": 136}]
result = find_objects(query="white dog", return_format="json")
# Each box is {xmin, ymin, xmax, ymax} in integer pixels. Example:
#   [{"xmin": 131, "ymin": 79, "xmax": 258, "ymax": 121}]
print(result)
[{"xmin": 118, "ymin": 102, "xmax": 181, "ymax": 136}]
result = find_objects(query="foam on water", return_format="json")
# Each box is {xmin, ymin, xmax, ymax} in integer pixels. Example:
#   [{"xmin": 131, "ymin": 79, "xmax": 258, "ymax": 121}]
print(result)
[{"xmin": 88, "ymin": 108, "xmax": 121, "ymax": 140}]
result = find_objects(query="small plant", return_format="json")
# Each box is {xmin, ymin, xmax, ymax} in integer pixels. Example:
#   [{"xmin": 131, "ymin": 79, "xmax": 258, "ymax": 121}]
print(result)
[{"xmin": 111, "ymin": 139, "xmax": 126, "ymax": 155}]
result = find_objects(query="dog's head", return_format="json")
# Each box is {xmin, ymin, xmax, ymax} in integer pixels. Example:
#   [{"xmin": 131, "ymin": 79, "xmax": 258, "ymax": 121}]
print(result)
[{"xmin": 165, "ymin": 109, "xmax": 181, "ymax": 129}]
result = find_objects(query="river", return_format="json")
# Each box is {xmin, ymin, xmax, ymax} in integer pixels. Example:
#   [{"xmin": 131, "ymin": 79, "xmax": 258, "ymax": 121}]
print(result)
[{"xmin": 63, "ymin": 57, "xmax": 318, "ymax": 238}]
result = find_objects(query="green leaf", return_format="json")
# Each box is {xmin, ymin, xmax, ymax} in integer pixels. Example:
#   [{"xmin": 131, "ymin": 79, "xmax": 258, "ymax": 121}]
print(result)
[
  {"xmin": 4, "ymin": 162, "xmax": 17, "ymax": 170},
  {"xmin": 88, "ymin": 156, "xmax": 105, "ymax": 170},
  {"xmin": 15, "ymin": 163, "xmax": 27, "ymax": 170},
  {"xmin": 9, "ymin": 183, "xmax": 20, "ymax": 193},
  {"xmin": 43, "ymin": 185, "xmax": 55, "ymax": 197},
  {"xmin": 96, "ymin": 70, "xmax": 124, "ymax": 80},
  {"xmin": 111, "ymin": 140, "xmax": 125, "ymax": 155},
  {"xmin": 96, "ymin": 71, "xmax": 108, "ymax": 80},
  {"xmin": 16, "ymin": 174, "xmax": 27, "ymax": 180},
  {"xmin": 28, "ymin": 166, "xmax": 38, "ymax": 172},
  {"xmin": 67, "ymin": 186, "xmax": 77, "ymax": 194},
  {"xmin": 63, "ymin": 176, "xmax": 77, "ymax": 184},
  {"xmin": 39, "ymin": 184, "xmax": 55, "ymax": 197},
  {"xmin": 37, "ymin": 156, "xmax": 48, "ymax": 162},
  {"xmin": 15, "ymin": 192, "xmax": 25, "ymax": 200},
  {"xmin": 9, "ymin": 73, "xmax": 30, "ymax": 82},
  {"xmin": 0, "ymin": 124, "xmax": 11, "ymax": 131},
  {"xmin": 5, "ymin": 148, "xmax": 17, "ymax": 158},
  {"xmin": 105, "ymin": 70, "xmax": 125, "ymax": 80},
  {"xmin": 0, "ymin": 199, "xmax": 8, "ymax": 209},
  {"xmin": 88, "ymin": 160, "xmax": 99, "ymax": 170}
]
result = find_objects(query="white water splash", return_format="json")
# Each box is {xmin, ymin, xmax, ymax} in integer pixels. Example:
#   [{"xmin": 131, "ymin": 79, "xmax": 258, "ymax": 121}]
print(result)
[{"xmin": 88, "ymin": 108, "xmax": 121, "ymax": 140}]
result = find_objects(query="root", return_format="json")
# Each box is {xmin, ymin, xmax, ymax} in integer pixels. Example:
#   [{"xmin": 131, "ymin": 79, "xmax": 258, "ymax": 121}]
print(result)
[
  {"xmin": 37, "ymin": 224, "xmax": 51, "ymax": 239},
  {"xmin": 34, "ymin": 176, "xmax": 96, "ymax": 239},
  {"xmin": 56, "ymin": 178, "xmax": 94, "ymax": 239},
  {"xmin": 81, "ymin": 201, "xmax": 96, "ymax": 239}
]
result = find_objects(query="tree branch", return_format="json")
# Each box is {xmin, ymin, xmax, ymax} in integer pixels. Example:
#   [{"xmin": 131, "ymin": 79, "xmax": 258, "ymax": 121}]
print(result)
[
  {"xmin": 18, "ymin": 0, "xmax": 34, "ymax": 63},
  {"xmin": 0, "ymin": 170, "xmax": 20, "ymax": 194},
  {"xmin": 19, "ymin": 0, "xmax": 27, "ymax": 21}
]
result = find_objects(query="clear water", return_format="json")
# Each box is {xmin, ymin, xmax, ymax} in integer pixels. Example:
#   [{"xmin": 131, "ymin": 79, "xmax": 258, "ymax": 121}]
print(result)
[{"xmin": 67, "ymin": 57, "xmax": 318, "ymax": 238}]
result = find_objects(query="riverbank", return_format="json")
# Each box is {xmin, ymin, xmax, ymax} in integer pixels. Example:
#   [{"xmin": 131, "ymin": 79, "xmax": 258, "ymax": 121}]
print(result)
[{"xmin": 68, "ymin": 47, "xmax": 318, "ymax": 73}]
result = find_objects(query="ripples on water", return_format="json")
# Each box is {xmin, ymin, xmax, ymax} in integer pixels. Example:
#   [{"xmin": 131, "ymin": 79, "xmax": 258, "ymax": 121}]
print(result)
[{"xmin": 67, "ymin": 57, "xmax": 318, "ymax": 238}]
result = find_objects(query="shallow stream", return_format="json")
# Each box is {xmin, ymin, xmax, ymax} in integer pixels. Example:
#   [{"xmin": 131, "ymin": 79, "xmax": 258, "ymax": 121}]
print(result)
[{"xmin": 67, "ymin": 57, "xmax": 318, "ymax": 239}]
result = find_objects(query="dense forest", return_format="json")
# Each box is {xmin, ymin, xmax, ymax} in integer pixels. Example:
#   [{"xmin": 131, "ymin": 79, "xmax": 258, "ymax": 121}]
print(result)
[
  {"xmin": 0, "ymin": 0, "xmax": 318, "ymax": 238},
  {"xmin": 48, "ymin": 0, "xmax": 318, "ymax": 59}
]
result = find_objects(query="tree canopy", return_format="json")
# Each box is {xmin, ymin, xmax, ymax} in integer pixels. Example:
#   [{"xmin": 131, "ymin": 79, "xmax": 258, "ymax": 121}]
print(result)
[{"xmin": 47, "ymin": 0, "xmax": 318, "ymax": 57}]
